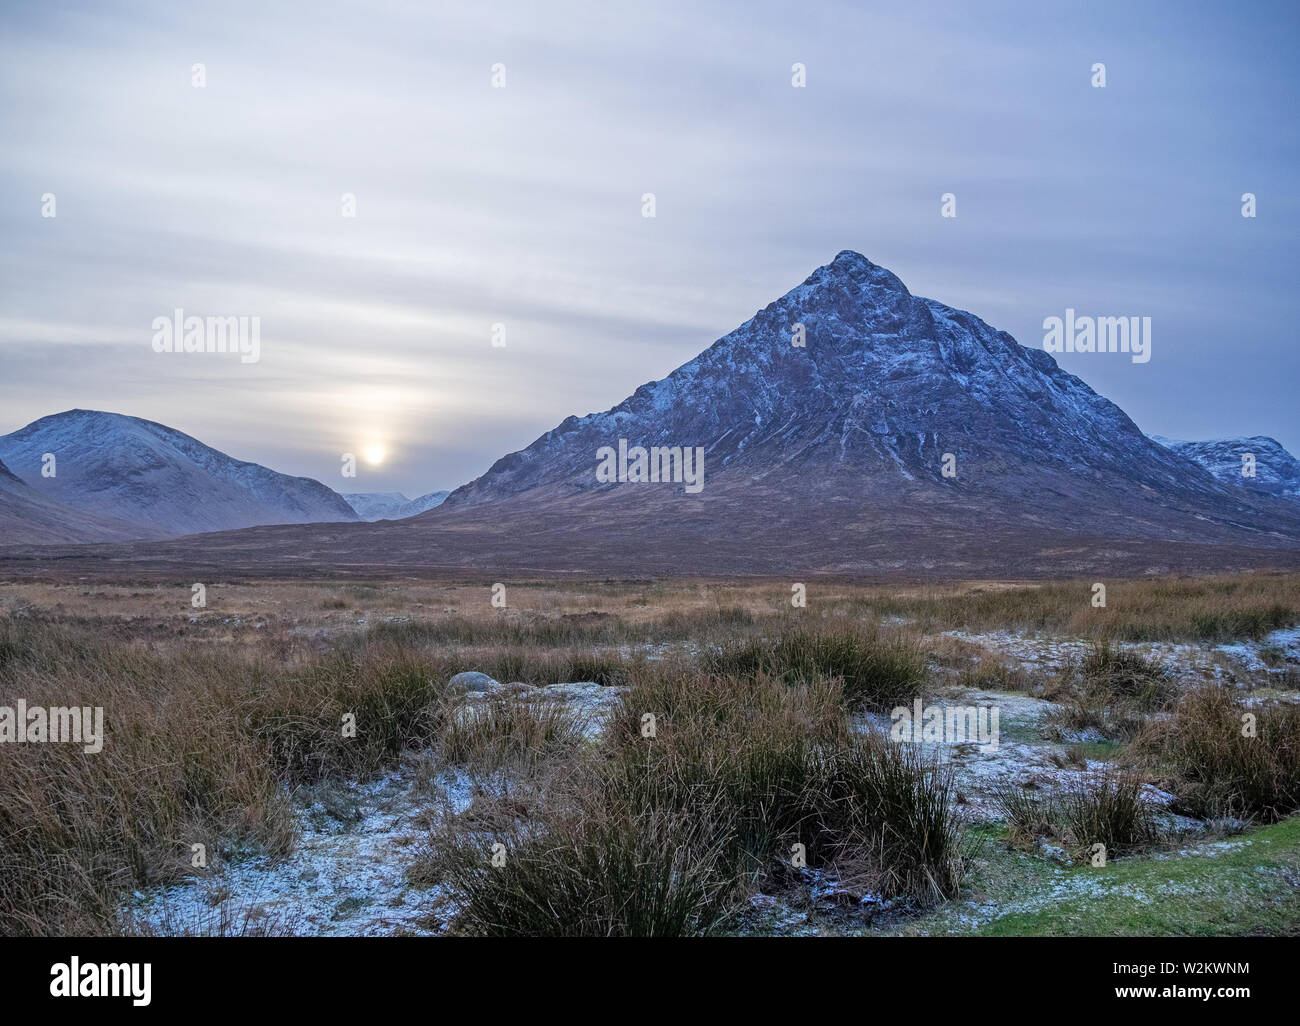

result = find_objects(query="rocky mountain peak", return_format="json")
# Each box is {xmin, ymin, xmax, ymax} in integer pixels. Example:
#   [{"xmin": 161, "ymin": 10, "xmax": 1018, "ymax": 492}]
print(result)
[{"xmin": 444, "ymin": 251, "xmax": 1219, "ymax": 510}]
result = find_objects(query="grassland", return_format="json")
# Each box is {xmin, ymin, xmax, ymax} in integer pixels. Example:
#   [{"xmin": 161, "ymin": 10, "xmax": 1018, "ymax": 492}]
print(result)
[{"xmin": 1, "ymin": 571, "xmax": 1298, "ymax": 936}]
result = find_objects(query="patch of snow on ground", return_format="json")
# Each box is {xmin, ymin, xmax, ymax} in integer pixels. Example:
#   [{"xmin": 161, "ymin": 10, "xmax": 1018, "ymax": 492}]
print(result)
[{"xmin": 125, "ymin": 766, "xmax": 474, "ymax": 936}]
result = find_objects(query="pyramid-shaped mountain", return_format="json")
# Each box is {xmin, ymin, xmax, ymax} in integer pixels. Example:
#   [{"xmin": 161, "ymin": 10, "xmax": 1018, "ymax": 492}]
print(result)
[
  {"xmin": 442, "ymin": 251, "xmax": 1297, "ymax": 553},
  {"xmin": 9, "ymin": 253, "xmax": 1298, "ymax": 578}
]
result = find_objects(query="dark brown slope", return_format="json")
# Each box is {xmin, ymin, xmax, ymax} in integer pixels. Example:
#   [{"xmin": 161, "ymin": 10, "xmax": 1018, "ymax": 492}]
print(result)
[{"xmin": 3, "ymin": 491, "xmax": 1300, "ymax": 582}]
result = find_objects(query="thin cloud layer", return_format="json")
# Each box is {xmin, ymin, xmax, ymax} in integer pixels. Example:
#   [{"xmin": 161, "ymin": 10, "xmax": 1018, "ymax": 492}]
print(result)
[{"xmin": 1, "ymin": 0, "xmax": 1296, "ymax": 493}]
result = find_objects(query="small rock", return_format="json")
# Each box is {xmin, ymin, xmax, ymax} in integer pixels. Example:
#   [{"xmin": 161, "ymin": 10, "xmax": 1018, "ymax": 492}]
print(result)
[{"xmin": 449, "ymin": 671, "xmax": 500, "ymax": 693}]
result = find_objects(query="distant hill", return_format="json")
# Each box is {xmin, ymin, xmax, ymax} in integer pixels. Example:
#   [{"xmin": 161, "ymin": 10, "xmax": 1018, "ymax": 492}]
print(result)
[
  {"xmin": 1153, "ymin": 435, "xmax": 1300, "ymax": 501},
  {"xmin": 0, "ymin": 454, "xmax": 142, "ymax": 544},
  {"xmin": 0, "ymin": 410, "xmax": 357, "ymax": 543},
  {"xmin": 342, "ymin": 491, "xmax": 450, "ymax": 521}
]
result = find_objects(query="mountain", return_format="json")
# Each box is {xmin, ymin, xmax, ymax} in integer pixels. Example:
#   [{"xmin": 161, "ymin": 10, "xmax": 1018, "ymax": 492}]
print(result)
[
  {"xmin": 441, "ymin": 251, "xmax": 1297, "ymax": 549},
  {"xmin": 1153, "ymin": 436, "xmax": 1300, "ymax": 501},
  {"xmin": 0, "ymin": 455, "xmax": 143, "ymax": 544},
  {"xmin": 0, "ymin": 410, "xmax": 357, "ymax": 542},
  {"xmin": 4, "ymin": 254, "xmax": 1299, "ymax": 577},
  {"xmin": 342, "ymin": 491, "xmax": 450, "ymax": 521}
]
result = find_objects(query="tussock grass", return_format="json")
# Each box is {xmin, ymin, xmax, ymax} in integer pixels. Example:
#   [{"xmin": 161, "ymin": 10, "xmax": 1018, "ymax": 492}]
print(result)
[
  {"xmin": 437, "ymin": 791, "xmax": 743, "ymax": 937},
  {"xmin": 254, "ymin": 649, "xmax": 451, "ymax": 783},
  {"xmin": 1135, "ymin": 683, "xmax": 1300, "ymax": 822},
  {"xmin": 1074, "ymin": 642, "xmax": 1174, "ymax": 706},
  {"xmin": 440, "ymin": 694, "xmax": 589, "ymax": 770},
  {"xmin": 0, "ymin": 617, "xmax": 456, "ymax": 935},
  {"xmin": 701, "ymin": 625, "xmax": 926, "ymax": 712},
  {"xmin": 470, "ymin": 648, "xmax": 630, "ymax": 687},
  {"xmin": 1043, "ymin": 642, "xmax": 1173, "ymax": 741},
  {"xmin": 0, "ymin": 619, "xmax": 294, "ymax": 935},
  {"xmin": 997, "ymin": 769, "xmax": 1158, "ymax": 860},
  {"xmin": 437, "ymin": 668, "xmax": 964, "ymax": 935}
]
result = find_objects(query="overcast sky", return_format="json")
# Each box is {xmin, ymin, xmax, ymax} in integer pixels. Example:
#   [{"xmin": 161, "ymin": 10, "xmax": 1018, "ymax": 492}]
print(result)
[{"xmin": 1, "ymin": 0, "xmax": 1296, "ymax": 496}]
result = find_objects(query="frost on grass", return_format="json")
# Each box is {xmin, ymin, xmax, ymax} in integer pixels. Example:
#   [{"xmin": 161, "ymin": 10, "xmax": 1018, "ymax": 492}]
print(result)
[
  {"xmin": 121, "ymin": 677, "xmax": 622, "ymax": 936},
  {"xmin": 123, "ymin": 764, "xmax": 480, "ymax": 936},
  {"xmin": 114, "ymin": 625, "xmax": 1298, "ymax": 937}
]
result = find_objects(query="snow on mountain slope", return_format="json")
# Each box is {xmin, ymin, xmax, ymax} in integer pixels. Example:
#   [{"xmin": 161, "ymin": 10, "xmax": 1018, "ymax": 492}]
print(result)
[
  {"xmin": 0, "ymin": 410, "xmax": 358, "ymax": 540},
  {"xmin": 342, "ymin": 491, "xmax": 450, "ymax": 521},
  {"xmin": 1153, "ymin": 436, "xmax": 1300, "ymax": 501},
  {"xmin": 0, "ymin": 454, "xmax": 143, "ymax": 544},
  {"xmin": 441, "ymin": 251, "xmax": 1292, "ymax": 547}
]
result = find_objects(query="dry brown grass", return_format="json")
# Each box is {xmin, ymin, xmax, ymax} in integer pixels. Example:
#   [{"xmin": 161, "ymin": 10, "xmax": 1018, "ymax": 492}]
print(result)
[
  {"xmin": 845, "ymin": 571, "xmax": 1300, "ymax": 641},
  {"xmin": 0, "ymin": 615, "xmax": 457, "ymax": 935},
  {"xmin": 1, "ymin": 569, "xmax": 1296, "ymax": 935},
  {"xmin": 1134, "ymin": 683, "xmax": 1300, "ymax": 822}
]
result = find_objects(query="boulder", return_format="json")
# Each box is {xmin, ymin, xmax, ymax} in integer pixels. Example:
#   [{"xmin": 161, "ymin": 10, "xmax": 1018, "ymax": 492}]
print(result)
[{"xmin": 448, "ymin": 671, "xmax": 500, "ymax": 693}]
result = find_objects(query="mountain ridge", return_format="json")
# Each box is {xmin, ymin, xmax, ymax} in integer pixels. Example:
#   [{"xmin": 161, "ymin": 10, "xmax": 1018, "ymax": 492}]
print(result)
[
  {"xmin": 4, "ymin": 253, "xmax": 1299, "ymax": 576},
  {"xmin": 0, "ymin": 409, "xmax": 357, "ymax": 542},
  {"xmin": 1153, "ymin": 435, "xmax": 1300, "ymax": 501},
  {"xmin": 342, "ymin": 490, "xmax": 450, "ymax": 521},
  {"xmin": 439, "ymin": 251, "xmax": 1288, "ymax": 550}
]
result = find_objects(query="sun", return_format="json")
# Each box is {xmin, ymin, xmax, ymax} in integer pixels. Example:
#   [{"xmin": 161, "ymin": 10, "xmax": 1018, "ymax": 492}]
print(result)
[{"xmin": 362, "ymin": 443, "xmax": 387, "ymax": 466}]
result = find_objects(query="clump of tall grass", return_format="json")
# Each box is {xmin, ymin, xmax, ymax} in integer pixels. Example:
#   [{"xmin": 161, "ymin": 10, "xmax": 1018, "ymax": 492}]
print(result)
[
  {"xmin": 437, "ymin": 667, "xmax": 964, "ymax": 935},
  {"xmin": 437, "ymin": 789, "xmax": 745, "ymax": 936},
  {"xmin": 0, "ymin": 616, "xmax": 456, "ymax": 936},
  {"xmin": 1075, "ymin": 642, "xmax": 1174, "ymax": 706},
  {"xmin": 1043, "ymin": 641, "xmax": 1173, "ymax": 741},
  {"xmin": 701, "ymin": 625, "xmax": 926, "ymax": 712},
  {"xmin": 997, "ymin": 769, "xmax": 1158, "ymax": 860},
  {"xmin": 439, "ymin": 694, "xmax": 589, "ymax": 770},
  {"xmin": 252, "ymin": 649, "xmax": 452, "ymax": 782},
  {"xmin": 471, "ymin": 647, "xmax": 630, "ymax": 687},
  {"xmin": 1134, "ymin": 683, "xmax": 1300, "ymax": 822}
]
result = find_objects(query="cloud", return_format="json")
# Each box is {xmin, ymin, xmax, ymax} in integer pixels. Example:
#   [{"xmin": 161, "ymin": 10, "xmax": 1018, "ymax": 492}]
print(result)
[{"xmin": 1, "ymin": 0, "xmax": 1297, "ymax": 493}]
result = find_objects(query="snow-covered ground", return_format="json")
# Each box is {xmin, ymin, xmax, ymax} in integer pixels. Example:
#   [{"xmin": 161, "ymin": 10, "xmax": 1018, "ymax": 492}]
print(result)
[
  {"xmin": 940, "ymin": 626, "xmax": 1300, "ymax": 687},
  {"xmin": 124, "ymin": 765, "xmax": 473, "ymax": 936},
  {"xmin": 119, "ymin": 626, "xmax": 1300, "ymax": 936},
  {"xmin": 124, "ymin": 676, "xmax": 625, "ymax": 936}
]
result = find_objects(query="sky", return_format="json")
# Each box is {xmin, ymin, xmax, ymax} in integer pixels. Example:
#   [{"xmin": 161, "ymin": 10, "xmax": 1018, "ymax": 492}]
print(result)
[{"xmin": 1, "ymin": 0, "xmax": 1297, "ymax": 496}]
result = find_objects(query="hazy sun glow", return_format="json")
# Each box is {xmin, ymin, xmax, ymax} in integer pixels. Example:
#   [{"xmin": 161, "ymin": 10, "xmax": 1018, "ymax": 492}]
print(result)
[{"xmin": 362, "ymin": 443, "xmax": 387, "ymax": 466}]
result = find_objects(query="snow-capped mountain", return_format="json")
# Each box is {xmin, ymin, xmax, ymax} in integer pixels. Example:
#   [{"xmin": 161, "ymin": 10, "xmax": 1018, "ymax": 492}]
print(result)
[
  {"xmin": 342, "ymin": 490, "xmax": 450, "ymax": 521},
  {"xmin": 1153, "ymin": 436, "xmax": 1300, "ymax": 501},
  {"xmin": 6, "ymin": 255, "xmax": 1298, "ymax": 576},
  {"xmin": 0, "ymin": 454, "xmax": 143, "ymax": 544},
  {"xmin": 441, "ymin": 251, "xmax": 1293, "ymax": 549},
  {"xmin": 0, "ymin": 410, "xmax": 357, "ymax": 542}
]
